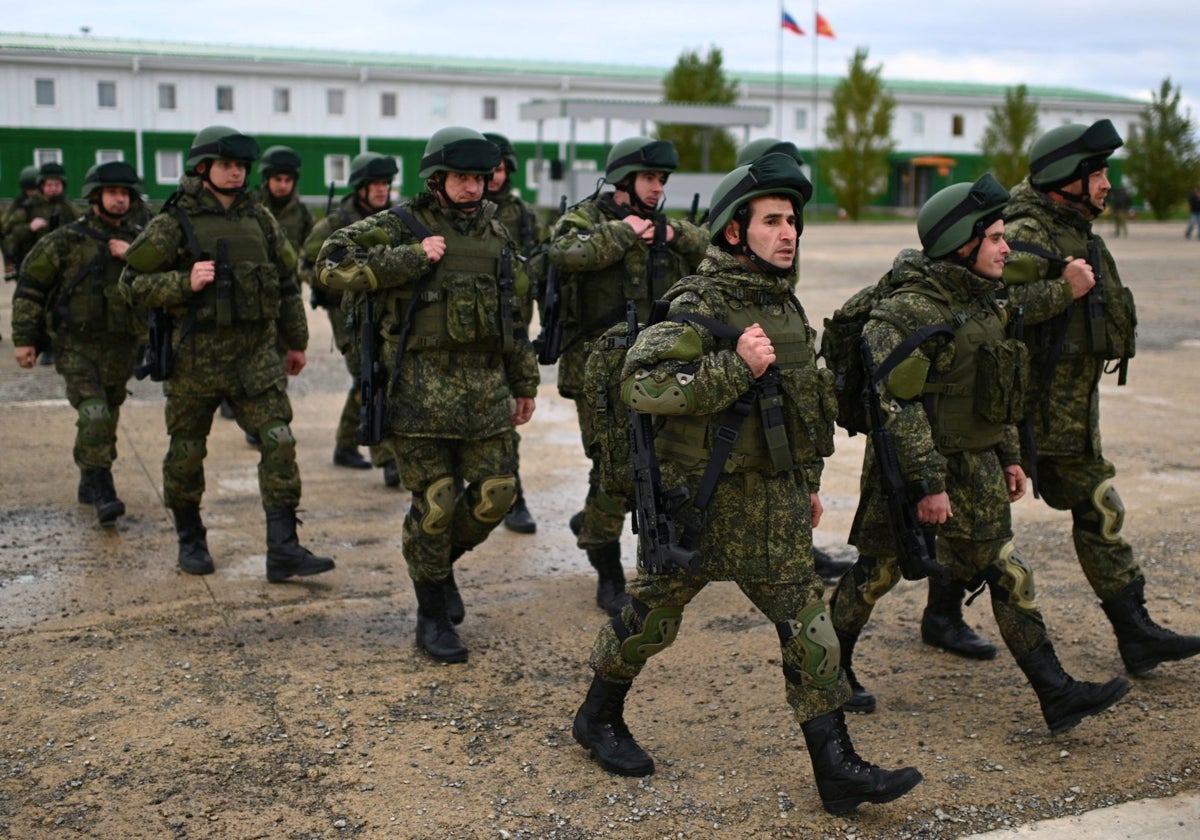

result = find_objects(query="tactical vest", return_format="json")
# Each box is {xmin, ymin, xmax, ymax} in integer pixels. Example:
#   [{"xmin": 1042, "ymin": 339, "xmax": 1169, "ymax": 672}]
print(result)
[
  {"xmin": 177, "ymin": 209, "xmax": 280, "ymax": 325},
  {"xmin": 653, "ymin": 287, "xmax": 833, "ymax": 473},
  {"xmin": 382, "ymin": 213, "xmax": 510, "ymax": 356},
  {"xmin": 56, "ymin": 224, "xmax": 137, "ymax": 336}
]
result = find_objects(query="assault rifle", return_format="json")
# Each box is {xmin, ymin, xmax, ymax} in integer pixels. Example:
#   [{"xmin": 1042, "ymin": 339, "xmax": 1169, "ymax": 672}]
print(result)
[
  {"xmin": 860, "ymin": 336, "xmax": 947, "ymax": 582},
  {"xmin": 356, "ymin": 293, "xmax": 385, "ymax": 446},
  {"xmin": 325, "ymin": 181, "xmax": 336, "ymax": 217},
  {"xmin": 627, "ymin": 299, "xmax": 701, "ymax": 575},
  {"xmin": 532, "ymin": 195, "xmax": 567, "ymax": 364},
  {"xmin": 498, "ymin": 246, "xmax": 515, "ymax": 353},
  {"xmin": 134, "ymin": 308, "xmax": 174, "ymax": 382},
  {"xmin": 214, "ymin": 237, "xmax": 233, "ymax": 327}
]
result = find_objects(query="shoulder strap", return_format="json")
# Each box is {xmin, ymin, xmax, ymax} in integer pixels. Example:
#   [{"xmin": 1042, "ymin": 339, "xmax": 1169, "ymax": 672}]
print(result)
[
  {"xmin": 66, "ymin": 221, "xmax": 112, "ymax": 246},
  {"xmin": 1008, "ymin": 240, "xmax": 1069, "ymax": 265},
  {"xmin": 388, "ymin": 205, "xmax": 432, "ymax": 240},
  {"xmin": 171, "ymin": 204, "xmax": 205, "ymax": 261}
]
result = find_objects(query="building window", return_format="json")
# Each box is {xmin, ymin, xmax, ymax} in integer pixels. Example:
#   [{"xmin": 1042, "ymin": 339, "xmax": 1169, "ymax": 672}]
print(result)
[
  {"xmin": 482, "ymin": 96, "xmax": 497, "ymax": 121},
  {"xmin": 156, "ymin": 150, "xmax": 183, "ymax": 184},
  {"xmin": 216, "ymin": 85, "xmax": 234, "ymax": 113},
  {"xmin": 327, "ymin": 89, "xmax": 345, "ymax": 116},
  {"xmin": 97, "ymin": 81, "xmax": 117, "ymax": 109},
  {"xmin": 272, "ymin": 87, "xmax": 290, "ymax": 114},
  {"xmin": 158, "ymin": 83, "xmax": 177, "ymax": 110},
  {"xmin": 381, "ymin": 92, "xmax": 397, "ymax": 118},
  {"xmin": 431, "ymin": 93, "xmax": 448, "ymax": 119},
  {"xmin": 35, "ymin": 78, "xmax": 55, "ymax": 106},
  {"xmin": 794, "ymin": 108, "xmax": 808, "ymax": 131},
  {"xmin": 912, "ymin": 112, "xmax": 925, "ymax": 135},
  {"xmin": 34, "ymin": 149, "xmax": 63, "ymax": 166},
  {"xmin": 951, "ymin": 114, "xmax": 965, "ymax": 137},
  {"xmin": 325, "ymin": 154, "xmax": 350, "ymax": 187},
  {"xmin": 96, "ymin": 150, "xmax": 124, "ymax": 164}
]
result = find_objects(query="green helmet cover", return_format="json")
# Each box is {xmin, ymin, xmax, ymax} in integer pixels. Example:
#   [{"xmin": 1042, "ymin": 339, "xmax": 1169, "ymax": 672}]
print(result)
[
  {"xmin": 348, "ymin": 152, "xmax": 399, "ymax": 190},
  {"xmin": 708, "ymin": 152, "xmax": 814, "ymax": 244},
  {"xmin": 482, "ymin": 132, "xmax": 518, "ymax": 172},
  {"xmin": 37, "ymin": 161, "xmax": 67, "ymax": 187},
  {"xmin": 419, "ymin": 127, "xmax": 501, "ymax": 178},
  {"xmin": 1029, "ymin": 119, "xmax": 1123, "ymax": 189},
  {"xmin": 605, "ymin": 137, "xmax": 679, "ymax": 184},
  {"xmin": 81, "ymin": 161, "xmax": 141, "ymax": 200},
  {"xmin": 18, "ymin": 165, "xmax": 40, "ymax": 191},
  {"xmin": 259, "ymin": 145, "xmax": 302, "ymax": 178},
  {"xmin": 918, "ymin": 173, "xmax": 1010, "ymax": 258},
  {"xmin": 186, "ymin": 125, "xmax": 260, "ymax": 174},
  {"xmin": 735, "ymin": 138, "xmax": 805, "ymax": 168}
]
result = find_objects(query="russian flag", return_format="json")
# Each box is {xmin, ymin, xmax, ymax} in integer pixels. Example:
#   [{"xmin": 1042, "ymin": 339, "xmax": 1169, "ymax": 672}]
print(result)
[{"xmin": 781, "ymin": 10, "xmax": 804, "ymax": 36}]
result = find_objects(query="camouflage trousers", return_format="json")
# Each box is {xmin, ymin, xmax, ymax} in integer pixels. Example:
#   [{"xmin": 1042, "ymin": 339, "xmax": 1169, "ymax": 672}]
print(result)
[
  {"xmin": 1027, "ymin": 453, "xmax": 1140, "ymax": 601},
  {"xmin": 572, "ymin": 394, "xmax": 629, "ymax": 549},
  {"xmin": 394, "ymin": 431, "xmax": 517, "ymax": 584},
  {"xmin": 162, "ymin": 382, "xmax": 301, "ymax": 511},
  {"xmin": 55, "ymin": 334, "xmax": 139, "ymax": 470},
  {"xmin": 588, "ymin": 469, "xmax": 850, "ymax": 725},
  {"xmin": 831, "ymin": 535, "xmax": 1049, "ymax": 660}
]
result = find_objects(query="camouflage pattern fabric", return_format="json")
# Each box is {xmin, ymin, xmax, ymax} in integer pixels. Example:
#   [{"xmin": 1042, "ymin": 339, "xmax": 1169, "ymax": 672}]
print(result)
[
  {"xmin": 253, "ymin": 185, "xmax": 314, "ymax": 251},
  {"xmin": 121, "ymin": 175, "xmax": 307, "ymax": 510},
  {"xmin": 2, "ymin": 193, "xmax": 82, "ymax": 271},
  {"xmin": 586, "ymin": 246, "xmax": 849, "ymax": 724},
  {"xmin": 1002, "ymin": 177, "xmax": 1141, "ymax": 600},
  {"xmin": 12, "ymin": 210, "xmax": 144, "ymax": 469}
]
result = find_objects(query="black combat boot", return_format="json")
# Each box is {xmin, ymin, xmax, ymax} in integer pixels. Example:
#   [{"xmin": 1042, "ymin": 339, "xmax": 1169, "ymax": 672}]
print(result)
[
  {"xmin": 1101, "ymin": 578, "xmax": 1200, "ymax": 674},
  {"xmin": 85, "ymin": 468, "xmax": 126, "ymax": 525},
  {"xmin": 171, "ymin": 504, "xmax": 214, "ymax": 575},
  {"xmin": 836, "ymin": 630, "xmax": 876, "ymax": 714},
  {"xmin": 572, "ymin": 674, "xmax": 655, "ymax": 776},
  {"xmin": 801, "ymin": 709, "xmax": 923, "ymax": 814},
  {"xmin": 77, "ymin": 469, "xmax": 93, "ymax": 504},
  {"xmin": 382, "ymin": 459, "xmax": 402, "ymax": 488},
  {"xmin": 1016, "ymin": 640, "xmax": 1131, "ymax": 734},
  {"xmin": 332, "ymin": 447, "xmax": 372, "ymax": 470},
  {"xmin": 445, "ymin": 546, "xmax": 468, "ymax": 625},
  {"xmin": 921, "ymin": 576, "xmax": 997, "ymax": 660},
  {"xmin": 503, "ymin": 473, "xmax": 536, "ymax": 534},
  {"xmin": 588, "ymin": 541, "xmax": 629, "ymax": 617},
  {"xmin": 413, "ymin": 580, "xmax": 468, "ymax": 663},
  {"xmin": 265, "ymin": 509, "xmax": 335, "ymax": 582},
  {"xmin": 813, "ymin": 547, "xmax": 855, "ymax": 584}
]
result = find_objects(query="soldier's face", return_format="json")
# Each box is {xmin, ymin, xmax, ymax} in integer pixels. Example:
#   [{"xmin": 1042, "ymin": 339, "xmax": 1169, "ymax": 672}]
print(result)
[
  {"xmin": 487, "ymin": 163, "xmax": 508, "ymax": 193},
  {"xmin": 362, "ymin": 180, "xmax": 391, "ymax": 210},
  {"xmin": 98, "ymin": 186, "xmax": 131, "ymax": 217},
  {"xmin": 41, "ymin": 178, "xmax": 64, "ymax": 198},
  {"xmin": 206, "ymin": 159, "xmax": 247, "ymax": 190},
  {"xmin": 443, "ymin": 172, "xmax": 485, "ymax": 210},
  {"xmin": 267, "ymin": 173, "xmax": 295, "ymax": 198},
  {"xmin": 962, "ymin": 219, "xmax": 1009, "ymax": 280},
  {"xmin": 743, "ymin": 196, "xmax": 798, "ymax": 270},
  {"xmin": 633, "ymin": 171, "xmax": 668, "ymax": 208}
]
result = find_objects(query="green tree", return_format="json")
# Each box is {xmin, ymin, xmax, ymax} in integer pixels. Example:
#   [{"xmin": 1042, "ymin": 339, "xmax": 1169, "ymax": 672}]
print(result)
[
  {"xmin": 820, "ymin": 48, "xmax": 895, "ymax": 220},
  {"xmin": 980, "ymin": 84, "xmax": 1040, "ymax": 189},
  {"xmin": 658, "ymin": 46, "xmax": 739, "ymax": 172},
  {"xmin": 1123, "ymin": 77, "xmax": 1200, "ymax": 219}
]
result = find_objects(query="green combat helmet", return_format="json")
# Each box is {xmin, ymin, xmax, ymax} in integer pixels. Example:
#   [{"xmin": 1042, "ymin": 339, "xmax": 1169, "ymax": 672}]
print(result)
[
  {"xmin": 1029, "ymin": 119, "xmax": 1122, "ymax": 213},
  {"xmin": 18, "ymin": 165, "xmax": 40, "ymax": 191},
  {"xmin": 185, "ymin": 125, "xmax": 260, "ymax": 174},
  {"xmin": 348, "ymin": 152, "xmax": 399, "ymax": 190},
  {"xmin": 604, "ymin": 136, "xmax": 679, "ymax": 185},
  {"xmin": 917, "ymin": 173, "xmax": 1009, "ymax": 260},
  {"xmin": 81, "ymin": 161, "xmax": 141, "ymax": 200},
  {"xmin": 259, "ymin": 145, "xmax": 303, "ymax": 179},
  {"xmin": 482, "ymin": 132, "xmax": 518, "ymax": 173},
  {"xmin": 735, "ymin": 137, "xmax": 806, "ymax": 168},
  {"xmin": 38, "ymin": 161, "xmax": 68, "ymax": 187},
  {"xmin": 418, "ymin": 127, "xmax": 500, "ymax": 178}
]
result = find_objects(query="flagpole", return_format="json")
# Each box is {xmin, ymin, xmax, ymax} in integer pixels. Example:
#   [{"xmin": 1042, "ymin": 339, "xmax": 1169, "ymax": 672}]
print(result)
[
  {"xmin": 776, "ymin": 0, "xmax": 784, "ymax": 136},
  {"xmin": 811, "ymin": 0, "xmax": 820, "ymax": 216}
]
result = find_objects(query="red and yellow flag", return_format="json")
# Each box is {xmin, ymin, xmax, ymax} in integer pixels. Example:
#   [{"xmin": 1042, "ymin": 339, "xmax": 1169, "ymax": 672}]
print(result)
[{"xmin": 816, "ymin": 12, "xmax": 836, "ymax": 39}]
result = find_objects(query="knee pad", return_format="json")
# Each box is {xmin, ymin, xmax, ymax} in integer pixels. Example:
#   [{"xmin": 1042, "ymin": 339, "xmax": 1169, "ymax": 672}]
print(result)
[
  {"xmin": 76, "ymin": 398, "xmax": 115, "ymax": 445},
  {"xmin": 259, "ymin": 421, "xmax": 296, "ymax": 473},
  {"xmin": 469, "ymin": 475, "xmax": 518, "ymax": 524},
  {"xmin": 617, "ymin": 604, "xmax": 684, "ymax": 665},
  {"xmin": 850, "ymin": 555, "xmax": 900, "ymax": 607},
  {"xmin": 1071, "ymin": 479, "xmax": 1124, "ymax": 542},
  {"xmin": 418, "ymin": 476, "xmax": 457, "ymax": 535},
  {"xmin": 168, "ymin": 437, "xmax": 207, "ymax": 473},
  {"xmin": 777, "ymin": 602, "xmax": 841, "ymax": 688},
  {"xmin": 989, "ymin": 542, "xmax": 1037, "ymax": 612}
]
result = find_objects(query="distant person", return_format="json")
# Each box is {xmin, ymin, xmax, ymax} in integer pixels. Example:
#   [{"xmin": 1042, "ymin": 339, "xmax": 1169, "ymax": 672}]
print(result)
[
  {"xmin": 1109, "ymin": 185, "xmax": 1131, "ymax": 238},
  {"xmin": 1186, "ymin": 185, "xmax": 1200, "ymax": 240},
  {"xmin": 2, "ymin": 165, "xmax": 41, "ymax": 280}
]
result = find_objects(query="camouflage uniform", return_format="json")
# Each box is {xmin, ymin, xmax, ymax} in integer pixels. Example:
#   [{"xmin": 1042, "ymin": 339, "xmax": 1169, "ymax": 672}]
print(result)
[
  {"xmin": 587, "ymin": 245, "xmax": 849, "ymax": 721},
  {"xmin": 11, "ymin": 209, "xmax": 144, "ymax": 478},
  {"xmin": 3, "ymin": 191, "xmax": 81, "ymax": 275},
  {"xmin": 253, "ymin": 183, "xmax": 313, "ymax": 251},
  {"xmin": 548, "ymin": 194, "xmax": 707, "ymax": 550},
  {"xmin": 831, "ymin": 249, "xmax": 1048, "ymax": 658},
  {"xmin": 317, "ymin": 189, "xmax": 539, "ymax": 583},
  {"xmin": 1003, "ymin": 177, "xmax": 1138, "ymax": 601},
  {"xmin": 121, "ymin": 174, "xmax": 308, "ymax": 511}
]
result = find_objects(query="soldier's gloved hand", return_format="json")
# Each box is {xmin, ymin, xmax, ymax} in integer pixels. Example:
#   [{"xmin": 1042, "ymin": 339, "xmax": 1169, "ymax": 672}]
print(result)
[{"xmin": 190, "ymin": 260, "xmax": 216, "ymax": 292}]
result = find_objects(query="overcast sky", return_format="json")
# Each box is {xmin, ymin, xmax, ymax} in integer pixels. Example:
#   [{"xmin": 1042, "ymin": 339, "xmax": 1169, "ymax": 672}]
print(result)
[{"xmin": 7, "ymin": 1, "xmax": 1197, "ymax": 117}]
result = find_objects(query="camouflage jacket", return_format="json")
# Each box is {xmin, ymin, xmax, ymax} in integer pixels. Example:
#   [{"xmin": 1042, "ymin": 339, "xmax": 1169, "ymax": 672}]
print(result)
[
  {"xmin": 317, "ymin": 190, "xmax": 539, "ymax": 439},
  {"xmin": 1002, "ymin": 177, "xmax": 1126, "ymax": 456},
  {"xmin": 253, "ymin": 185, "xmax": 314, "ymax": 251},
  {"xmin": 11, "ymin": 209, "xmax": 145, "ymax": 347},
  {"xmin": 299, "ymin": 195, "xmax": 375, "ymax": 304},
  {"xmin": 2, "ymin": 193, "xmax": 82, "ymax": 267}
]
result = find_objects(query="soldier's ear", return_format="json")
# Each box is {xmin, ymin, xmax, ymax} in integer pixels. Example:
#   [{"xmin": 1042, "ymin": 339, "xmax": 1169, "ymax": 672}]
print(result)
[{"xmin": 723, "ymin": 219, "xmax": 741, "ymax": 246}]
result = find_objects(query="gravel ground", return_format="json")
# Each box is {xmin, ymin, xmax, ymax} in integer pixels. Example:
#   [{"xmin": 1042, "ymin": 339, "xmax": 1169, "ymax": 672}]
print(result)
[{"xmin": 0, "ymin": 221, "xmax": 1197, "ymax": 839}]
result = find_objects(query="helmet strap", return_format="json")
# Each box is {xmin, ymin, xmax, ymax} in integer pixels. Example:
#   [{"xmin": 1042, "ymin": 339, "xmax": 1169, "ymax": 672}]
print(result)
[
  {"xmin": 1051, "ymin": 161, "xmax": 1104, "ymax": 217},
  {"xmin": 431, "ymin": 174, "xmax": 482, "ymax": 213},
  {"xmin": 90, "ymin": 194, "xmax": 130, "ymax": 222},
  {"xmin": 733, "ymin": 214, "xmax": 792, "ymax": 277},
  {"xmin": 199, "ymin": 166, "xmax": 246, "ymax": 197}
]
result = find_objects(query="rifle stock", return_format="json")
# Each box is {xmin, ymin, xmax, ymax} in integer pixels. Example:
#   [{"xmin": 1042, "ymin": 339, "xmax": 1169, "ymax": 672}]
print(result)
[
  {"xmin": 532, "ymin": 194, "xmax": 567, "ymax": 364},
  {"xmin": 134, "ymin": 308, "xmax": 174, "ymax": 382}
]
